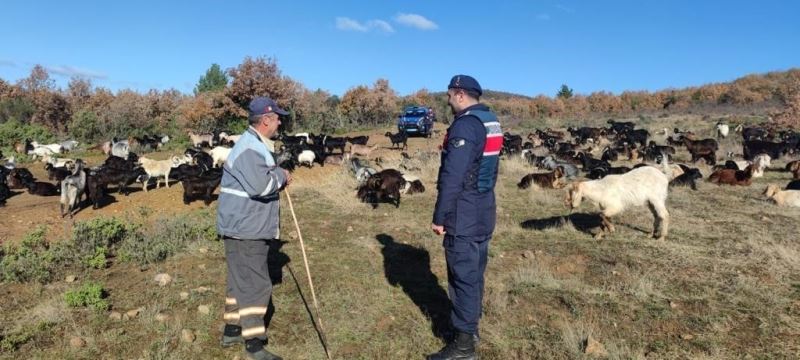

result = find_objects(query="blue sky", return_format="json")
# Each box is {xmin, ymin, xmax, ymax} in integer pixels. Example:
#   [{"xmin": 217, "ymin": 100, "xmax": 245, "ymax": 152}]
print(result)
[{"xmin": 1, "ymin": 0, "xmax": 798, "ymax": 97}]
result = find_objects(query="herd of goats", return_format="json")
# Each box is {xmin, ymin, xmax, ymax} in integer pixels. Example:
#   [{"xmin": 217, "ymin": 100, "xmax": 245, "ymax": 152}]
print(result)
[
  {"xmin": 0, "ymin": 130, "xmax": 422, "ymax": 218},
  {"xmin": 2, "ymin": 120, "xmax": 800, "ymax": 240}
]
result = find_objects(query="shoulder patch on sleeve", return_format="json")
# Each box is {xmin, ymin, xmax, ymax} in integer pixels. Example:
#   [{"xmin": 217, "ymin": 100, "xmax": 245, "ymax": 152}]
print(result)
[{"xmin": 449, "ymin": 138, "xmax": 466, "ymax": 148}]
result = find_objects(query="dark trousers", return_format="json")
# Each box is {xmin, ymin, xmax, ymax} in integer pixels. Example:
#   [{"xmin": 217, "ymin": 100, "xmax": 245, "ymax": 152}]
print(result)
[
  {"xmin": 223, "ymin": 238, "xmax": 273, "ymax": 341},
  {"xmin": 444, "ymin": 234, "xmax": 491, "ymax": 335}
]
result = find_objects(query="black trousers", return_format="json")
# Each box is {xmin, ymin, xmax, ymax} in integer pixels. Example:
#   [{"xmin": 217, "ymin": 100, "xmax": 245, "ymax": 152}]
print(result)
[{"xmin": 223, "ymin": 237, "xmax": 273, "ymax": 341}]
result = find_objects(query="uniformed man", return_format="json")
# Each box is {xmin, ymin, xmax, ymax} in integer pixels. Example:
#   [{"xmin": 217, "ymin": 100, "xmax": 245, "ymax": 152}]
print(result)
[
  {"xmin": 429, "ymin": 75, "xmax": 502, "ymax": 360},
  {"xmin": 217, "ymin": 96, "xmax": 291, "ymax": 360}
]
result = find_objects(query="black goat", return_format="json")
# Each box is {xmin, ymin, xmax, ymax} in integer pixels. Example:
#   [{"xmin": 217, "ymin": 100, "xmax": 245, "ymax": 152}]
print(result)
[
  {"xmin": 743, "ymin": 140, "xmax": 789, "ymax": 160},
  {"xmin": 24, "ymin": 180, "xmax": 60, "ymax": 196},
  {"xmin": 322, "ymin": 136, "xmax": 348, "ymax": 154},
  {"xmin": 586, "ymin": 166, "xmax": 632, "ymax": 180},
  {"xmin": 670, "ymin": 166, "xmax": 703, "ymax": 190},
  {"xmin": 45, "ymin": 163, "xmax": 71, "ymax": 183},
  {"xmin": 607, "ymin": 120, "xmax": 635, "ymax": 134},
  {"xmin": 181, "ymin": 168, "xmax": 223, "ymax": 205},
  {"xmin": 574, "ymin": 152, "xmax": 611, "ymax": 172},
  {"xmin": 618, "ymin": 129, "xmax": 649, "ymax": 148},
  {"xmin": 7, "ymin": 168, "xmax": 35, "ymax": 189},
  {"xmin": 786, "ymin": 180, "xmax": 800, "ymax": 191},
  {"xmin": 346, "ymin": 136, "xmax": 369, "ymax": 145},
  {"xmin": 0, "ymin": 182, "xmax": 10, "ymax": 206},
  {"xmin": 384, "ymin": 131, "xmax": 408, "ymax": 151}
]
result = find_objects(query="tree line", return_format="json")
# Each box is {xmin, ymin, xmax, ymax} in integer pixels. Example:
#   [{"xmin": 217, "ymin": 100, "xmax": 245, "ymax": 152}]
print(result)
[{"xmin": 0, "ymin": 56, "xmax": 798, "ymax": 149}]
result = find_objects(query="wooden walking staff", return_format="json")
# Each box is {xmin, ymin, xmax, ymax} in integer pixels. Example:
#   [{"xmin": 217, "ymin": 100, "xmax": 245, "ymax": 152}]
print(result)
[{"xmin": 284, "ymin": 190, "xmax": 332, "ymax": 360}]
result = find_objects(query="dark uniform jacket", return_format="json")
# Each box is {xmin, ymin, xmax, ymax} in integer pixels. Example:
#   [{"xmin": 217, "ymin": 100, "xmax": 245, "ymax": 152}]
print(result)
[{"xmin": 433, "ymin": 103, "xmax": 502, "ymax": 237}]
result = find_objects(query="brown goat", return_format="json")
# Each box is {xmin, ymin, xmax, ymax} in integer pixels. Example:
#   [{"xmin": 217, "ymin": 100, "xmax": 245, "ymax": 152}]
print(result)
[
  {"xmin": 517, "ymin": 167, "xmax": 565, "ymax": 189},
  {"xmin": 785, "ymin": 160, "xmax": 800, "ymax": 173},
  {"xmin": 708, "ymin": 164, "xmax": 755, "ymax": 186},
  {"xmin": 356, "ymin": 169, "xmax": 405, "ymax": 208},
  {"xmin": 682, "ymin": 137, "xmax": 718, "ymax": 165}
]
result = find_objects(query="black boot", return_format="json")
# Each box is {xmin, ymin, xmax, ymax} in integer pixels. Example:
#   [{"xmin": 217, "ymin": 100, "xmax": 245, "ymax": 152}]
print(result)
[{"xmin": 426, "ymin": 332, "xmax": 476, "ymax": 360}]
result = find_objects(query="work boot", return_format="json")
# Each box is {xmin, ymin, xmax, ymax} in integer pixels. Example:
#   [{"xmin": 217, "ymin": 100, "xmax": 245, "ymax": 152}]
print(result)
[
  {"xmin": 245, "ymin": 348, "xmax": 283, "ymax": 360},
  {"xmin": 426, "ymin": 331, "xmax": 476, "ymax": 360},
  {"xmin": 221, "ymin": 324, "xmax": 244, "ymax": 348},
  {"xmin": 245, "ymin": 338, "xmax": 282, "ymax": 360}
]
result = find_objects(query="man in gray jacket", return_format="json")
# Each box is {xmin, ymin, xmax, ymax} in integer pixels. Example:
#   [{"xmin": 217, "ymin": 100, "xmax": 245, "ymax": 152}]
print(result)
[{"xmin": 217, "ymin": 96, "xmax": 291, "ymax": 360}]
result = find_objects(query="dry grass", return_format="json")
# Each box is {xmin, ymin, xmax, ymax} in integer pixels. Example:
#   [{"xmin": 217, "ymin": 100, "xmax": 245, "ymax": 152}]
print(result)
[{"xmin": 2, "ymin": 116, "xmax": 800, "ymax": 359}]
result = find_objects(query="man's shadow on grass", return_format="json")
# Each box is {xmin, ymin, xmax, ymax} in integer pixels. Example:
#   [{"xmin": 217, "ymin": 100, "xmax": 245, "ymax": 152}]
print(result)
[{"xmin": 376, "ymin": 233, "xmax": 451, "ymax": 339}]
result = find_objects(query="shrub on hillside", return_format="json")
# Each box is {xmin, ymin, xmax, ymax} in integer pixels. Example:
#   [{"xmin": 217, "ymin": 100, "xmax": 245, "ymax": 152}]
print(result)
[
  {"xmin": 0, "ymin": 118, "xmax": 56, "ymax": 148},
  {"xmin": 71, "ymin": 217, "xmax": 138, "ymax": 268},
  {"xmin": 0, "ymin": 226, "xmax": 68, "ymax": 283},
  {"xmin": 64, "ymin": 282, "xmax": 109, "ymax": 311},
  {"xmin": 118, "ymin": 214, "xmax": 216, "ymax": 265}
]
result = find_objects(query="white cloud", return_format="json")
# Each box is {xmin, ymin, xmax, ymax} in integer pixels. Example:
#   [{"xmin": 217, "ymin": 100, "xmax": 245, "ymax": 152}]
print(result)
[
  {"xmin": 367, "ymin": 20, "xmax": 395, "ymax": 33},
  {"xmin": 336, "ymin": 17, "xmax": 368, "ymax": 32},
  {"xmin": 336, "ymin": 17, "xmax": 395, "ymax": 33},
  {"xmin": 394, "ymin": 13, "xmax": 438, "ymax": 30},
  {"xmin": 46, "ymin": 65, "xmax": 107, "ymax": 80},
  {"xmin": 536, "ymin": 13, "xmax": 551, "ymax": 21}
]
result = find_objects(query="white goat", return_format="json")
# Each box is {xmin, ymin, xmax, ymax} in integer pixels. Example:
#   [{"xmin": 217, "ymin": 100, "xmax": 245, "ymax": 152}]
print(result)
[
  {"xmin": 111, "ymin": 141, "xmax": 129, "ymax": 158},
  {"xmin": 138, "ymin": 155, "xmax": 191, "ymax": 192},
  {"xmin": 188, "ymin": 131, "xmax": 214, "ymax": 147},
  {"xmin": 208, "ymin": 146, "xmax": 232, "ymax": 168},
  {"xmin": 716, "ymin": 123, "xmax": 730, "ymax": 139},
  {"xmin": 763, "ymin": 185, "xmax": 800, "ymax": 207},
  {"xmin": 220, "ymin": 133, "xmax": 241, "ymax": 144},
  {"xmin": 30, "ymin": 141, "xmax": 63, "ymax": 154},
  {"xmin": 297, "ymin": 150, "xmax": 316, "ymax": 167},
  {"xmin": 293, "ymin": 132, "xmax": 313, "ymax": 144},
  {"xmin": 566, "ymin": 166, "xmax": 670, "ymax": 240},
  {"xmin": 3, "ymin": 156, "xmax": 15, "ymax": 169},
  {"xmin": 28, "ymin": 146, "xmax": 55, "ymax": 159},
  {"xmin": 42, "ymin": 154, "xmax": 75, "ymax": 168},
  {"xmin": 60, "ymin": 159, "xmax": 86, "ymax": 218},
  {"xmin": 60, "ymin": 140, "xmax": 79, "ymax": 152},
  {"xmin": 751, "ymin": 154, "xmax": 770, "ymax": 178}
]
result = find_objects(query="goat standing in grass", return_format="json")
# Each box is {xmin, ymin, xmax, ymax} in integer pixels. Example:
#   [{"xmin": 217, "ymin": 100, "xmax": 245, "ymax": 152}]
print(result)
[
  {"xmin": 566, "ymin": 166, "xmax": 669, "ymax": 240},
  {"xmin": 60, "ymin": 159, "xmax": 86, "ymax": 218}
]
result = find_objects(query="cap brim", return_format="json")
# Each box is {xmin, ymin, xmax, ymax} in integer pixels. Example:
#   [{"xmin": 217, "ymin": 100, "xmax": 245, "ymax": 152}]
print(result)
[{"xmin": 274, "ymin": 108, "xmax": 289, "ymax": 116}]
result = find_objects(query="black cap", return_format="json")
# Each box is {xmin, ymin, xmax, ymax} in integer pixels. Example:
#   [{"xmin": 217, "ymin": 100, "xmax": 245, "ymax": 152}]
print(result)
[
  {"xmin": 448, "ymin": 75, "xmax": 482, "ymax": 97},
  {"xmin": 248, "ymin": 96, "xmax": 289, "ymax": 116}
]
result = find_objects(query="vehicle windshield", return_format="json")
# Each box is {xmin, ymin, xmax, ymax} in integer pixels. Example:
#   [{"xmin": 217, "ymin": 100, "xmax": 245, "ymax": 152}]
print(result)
[{"xmin": 404, "ymin": 110, "xmax": 427, "ymax": 117}]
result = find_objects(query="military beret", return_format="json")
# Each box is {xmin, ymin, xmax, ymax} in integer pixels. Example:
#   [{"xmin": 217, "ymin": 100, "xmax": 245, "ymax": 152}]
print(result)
[{"xmin": 448, "ymin": 75, "xmax": 482, "ymax": 97}]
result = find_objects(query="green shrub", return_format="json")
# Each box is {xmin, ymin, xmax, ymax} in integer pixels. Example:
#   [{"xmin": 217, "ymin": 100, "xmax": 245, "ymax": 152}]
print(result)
[
  {"xmin": 0, "ymin": 321, "xmax": 55, "ymax": 352},
  {"xmin": 118, "ymin": 214, "xmax": 216, "ymax": 265},
  {"xmin": 0, "ymin": 226, "xmax": 55, "ymax": 283},
  {"xmin": 0, "ymin": 118, "xmax": 56, "ymax": 148},
  {"xmin": 71, "ymin": 217, "xmax": 132, "ymax": 260},
  {"xmin": 84, "ymin": 246, "xmax": 107, "ymax": 269},
  {"xmin": 64, "ymin": 282, "xmax": 109, "ymax": 311},
  {"xmin": 68, "ymin": 109, "xmax": 101, "ymax": 143}
]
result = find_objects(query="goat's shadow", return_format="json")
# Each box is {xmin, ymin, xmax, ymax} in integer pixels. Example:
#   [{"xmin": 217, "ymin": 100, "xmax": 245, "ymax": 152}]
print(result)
[
  {"xmin": 376, "ymin": 234, "xmax": 451, "ymax": 339},
  {"xmin": 521, "ymin": 213, "xmax": 655, "ymax": 236},
  {"xmin": 521, "ymin": 212, "xmax": 604, "ymax": 235}
]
